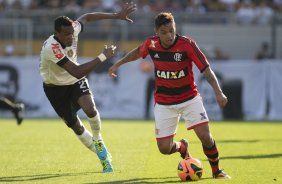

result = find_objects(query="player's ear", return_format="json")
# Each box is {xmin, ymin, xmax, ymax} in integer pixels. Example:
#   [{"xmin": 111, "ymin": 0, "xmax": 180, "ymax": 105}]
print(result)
[{"xmin": 154, "ymin": 28, "xmax": 158, "ymax": 36}]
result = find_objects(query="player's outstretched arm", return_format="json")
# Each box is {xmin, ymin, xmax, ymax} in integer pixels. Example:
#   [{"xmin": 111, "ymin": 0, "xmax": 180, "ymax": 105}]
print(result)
[
  {"xmin": 202, "ymin": 67, "xmax": 228, "ymax": 108},
  {"xmin": 77, "ymin": 2, "xmax": 137, "ymax": 25},
  {"xmin": 62, "ymin": 45, "xmax": 116, "ymax": 79},
  {"xmin": 108, "ymin": 47, "xmax": 140, "ymax": 78}
]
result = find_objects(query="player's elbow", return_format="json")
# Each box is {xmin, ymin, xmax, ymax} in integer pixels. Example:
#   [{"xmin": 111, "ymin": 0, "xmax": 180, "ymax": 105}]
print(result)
[
  {"xmin": 77, "ymin": 14, "xmax": 90, "ymax": 25},
  {"xmin": 68, "ymin": 70, "xmax": 85, "ymax": 79},
  {"xmin": 73, "ymin": 72, "xmax": 85, "ymax": 79}
]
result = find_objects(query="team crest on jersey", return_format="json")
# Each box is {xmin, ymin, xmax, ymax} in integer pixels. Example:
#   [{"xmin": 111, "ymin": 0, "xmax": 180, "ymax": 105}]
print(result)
[
  {"xmin": 156, "ymin": 67, "xmax": 188, "ymax": 80},
  {"xmin": 149, "ymin": 40, "xmax": 156, "ymax": 48},
  {"xmin": 67, "ymin": 49, "xmax": 74, "ymax": 57},
  {"xmin": 174, "ymin": 53, "xmax": 182, "ymax": 61}
]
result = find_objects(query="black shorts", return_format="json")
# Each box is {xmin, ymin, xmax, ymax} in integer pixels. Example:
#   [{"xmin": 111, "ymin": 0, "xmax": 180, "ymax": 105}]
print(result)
[{"xmin": 43, "ymin": 78, "xmax": 91, "ymax": 127}]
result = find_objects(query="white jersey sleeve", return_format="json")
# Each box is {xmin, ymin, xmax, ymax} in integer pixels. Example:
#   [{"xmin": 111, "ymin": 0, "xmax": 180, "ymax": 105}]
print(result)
[
  {"xmin": 45, "ymin": 42, "xmax": 67, "ymax": 65},
  {"xmin": 72, "ymin": 21, "xmax": 82, "ymax": 36}
]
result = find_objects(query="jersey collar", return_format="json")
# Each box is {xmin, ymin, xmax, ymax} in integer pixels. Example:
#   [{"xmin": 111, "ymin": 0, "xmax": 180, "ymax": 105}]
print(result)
[
  {"xmin": 159, "ymin": 34, "xmax": 179, "ymax": 50},
  {"xmin": 53, "ymin": 35, "xmax": 66, "ymax": 49}
]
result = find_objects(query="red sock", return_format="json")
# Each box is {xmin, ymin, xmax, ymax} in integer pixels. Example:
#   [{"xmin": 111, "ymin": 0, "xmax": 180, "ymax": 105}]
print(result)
[{"xmin": 203, "ymin": 141, "xmax": 219, "ymax": 174}]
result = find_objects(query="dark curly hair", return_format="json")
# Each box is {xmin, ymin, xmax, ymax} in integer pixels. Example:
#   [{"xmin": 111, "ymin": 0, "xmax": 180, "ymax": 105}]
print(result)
[{"xmin": 54, "ymin": 16, "xmax": 73, "ymax": 32}]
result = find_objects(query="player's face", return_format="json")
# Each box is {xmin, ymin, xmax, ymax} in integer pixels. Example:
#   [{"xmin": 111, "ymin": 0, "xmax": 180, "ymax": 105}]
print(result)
[
  {"xmin": 155, "ymin": 22, "xmax": 176, "ymax": 48},
  {"xmin": 55, "ymin": 26, "xmax": 74, "ymax": 47}
]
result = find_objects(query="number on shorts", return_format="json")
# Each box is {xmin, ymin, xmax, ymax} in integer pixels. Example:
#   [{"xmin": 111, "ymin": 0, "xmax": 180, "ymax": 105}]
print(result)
[{"xmin": 79, "ymin": 79, "xmax": 89, "ymax": 90}]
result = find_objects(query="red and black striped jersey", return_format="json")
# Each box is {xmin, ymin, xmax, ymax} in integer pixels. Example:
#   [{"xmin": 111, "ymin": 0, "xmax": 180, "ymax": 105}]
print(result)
[{"xmin": 138, "ymin": 34, "xmax": 209, "ymax": 105}]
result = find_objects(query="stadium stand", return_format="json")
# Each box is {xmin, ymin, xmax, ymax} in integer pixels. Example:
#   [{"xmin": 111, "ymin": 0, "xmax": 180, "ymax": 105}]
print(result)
[{"xmin": 0, "ymin": 0, "xmax": 282, "ymax": 58}]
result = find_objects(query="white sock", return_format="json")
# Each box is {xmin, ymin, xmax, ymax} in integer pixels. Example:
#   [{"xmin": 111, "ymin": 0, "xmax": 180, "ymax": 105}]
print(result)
[
  {"xmin": 77, "ymin": 129, "xmax": 96, "ymax": 153},
  {"xmin": 88, "ymin": 111, "xmax": 102, "ymax": 141}
]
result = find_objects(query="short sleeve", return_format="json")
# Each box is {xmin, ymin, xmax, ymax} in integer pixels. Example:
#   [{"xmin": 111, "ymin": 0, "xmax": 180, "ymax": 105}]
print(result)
[
  {"xmin": 45, "ymin": 43, "xmax": 68, "ymax": 66},
  {"xmin": 138, "ymin": 39, "xmax": 151, "ymax": 59},
  {"xmin": 187, "ymin": 39, "xmax": 209, "ymax": 73}
]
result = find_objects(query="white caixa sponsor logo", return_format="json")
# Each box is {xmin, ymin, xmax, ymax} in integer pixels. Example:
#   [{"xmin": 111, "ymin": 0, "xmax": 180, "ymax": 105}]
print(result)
[{"xmin": 156, "ymin": 68, "xmax": 187, "ymax": 79}]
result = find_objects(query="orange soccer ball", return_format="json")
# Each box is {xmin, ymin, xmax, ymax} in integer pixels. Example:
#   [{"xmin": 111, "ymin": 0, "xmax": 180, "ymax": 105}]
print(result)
[{"xmin": 177, "ymin": 157, "xmax": 203, "ymax": 181}]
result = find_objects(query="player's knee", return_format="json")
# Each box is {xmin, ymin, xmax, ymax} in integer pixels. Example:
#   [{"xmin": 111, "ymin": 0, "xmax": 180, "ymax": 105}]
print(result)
[
  {"xmin": 69, "ymin": 121, "xmax": 85, "ymax": 135},
  {"xmin": 84, "ymin": 108, "xmax": 97, "ymax": 118},
  {"xmin": 158, "ymin": 145, "xmax": 171, "ymax": 155},
  {"xmin": 72, "ymin": 124, "xmax": 84, "ymax": 135}
]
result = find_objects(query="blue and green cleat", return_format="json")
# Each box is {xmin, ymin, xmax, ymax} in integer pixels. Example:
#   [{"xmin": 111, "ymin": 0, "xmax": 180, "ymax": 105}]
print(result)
[
  {"xmin": 100, "ymin": 156, "xmax": 113, "ymax": 173},
  {"xmin": 94, "ymin": 140, "xmax": 113, "ymax": 173}
]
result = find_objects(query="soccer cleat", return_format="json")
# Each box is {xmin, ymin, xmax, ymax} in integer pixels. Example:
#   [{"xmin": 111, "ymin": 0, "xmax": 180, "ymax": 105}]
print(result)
[
  {"xmin": 179, "ymin": 139, "xmax": 191, "ymax": 159},
  {"xmin": 213, "ymin": 170, "xmax": 231, "ymax": 179},
  {"xmin": 14, "ymin": 103, "xmax": 25, "ymax": 125},
  {"xmin": 94, "ymin": 140, "xmax": 113, "ymax": 172},
  {"xmin": 100, "ymin": 156, "xmax": 113, "ymax": 173},
  {"xmin": 94, "ymin": 140, "xmax": 110, "ymax": 160}
]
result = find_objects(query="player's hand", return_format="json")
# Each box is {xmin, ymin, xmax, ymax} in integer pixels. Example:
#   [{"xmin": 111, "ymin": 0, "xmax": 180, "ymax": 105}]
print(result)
[
  {"xmin": 108, "ymin": 64, "xmax": 119, "ymax": 78},
  {"xmin": 102, "ymin": 45, "xmax": 117, "ymax": 59},
  {"xmin": 116, "ymin": 2, "xmax": 137, "ymax": 23},
  {"xmin": 216, "ymin": 92, "xmax": 228, "ymax": 108}
]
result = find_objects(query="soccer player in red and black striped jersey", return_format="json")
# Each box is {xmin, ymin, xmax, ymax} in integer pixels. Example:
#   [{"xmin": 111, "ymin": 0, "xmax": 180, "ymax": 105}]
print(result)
[{"xmin": 108, "ymin": 12, "xmax": 231, "ymax": 179}]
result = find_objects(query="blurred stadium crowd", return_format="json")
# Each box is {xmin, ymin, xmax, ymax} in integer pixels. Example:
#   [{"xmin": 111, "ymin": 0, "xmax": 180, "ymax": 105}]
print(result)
[
  {"xmin": 0, "ymin": 0, "xmax": 281, "ymax": 59},
  {"xmin": 2, "ymin": 0, "xmax": 280, "ymax": 26},
  {"xmin": 0, "ymin": 0, "xmax": 280, "ymax": 25},
  {"xmin": 0, "ymin": 0, "xmax": 280, "ymax": 13}
]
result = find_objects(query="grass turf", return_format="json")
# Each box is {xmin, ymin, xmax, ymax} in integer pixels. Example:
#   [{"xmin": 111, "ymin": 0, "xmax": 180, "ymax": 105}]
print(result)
[{"xmin": 0, "ymin": 119, "xmax": 281, "ymax": 184}]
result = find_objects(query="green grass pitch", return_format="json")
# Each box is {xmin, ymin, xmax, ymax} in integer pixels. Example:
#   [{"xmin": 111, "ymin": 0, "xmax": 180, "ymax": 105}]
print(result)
[{"xmin": 0, "ymin": 119, "xmax": 281, "ymax": 184}]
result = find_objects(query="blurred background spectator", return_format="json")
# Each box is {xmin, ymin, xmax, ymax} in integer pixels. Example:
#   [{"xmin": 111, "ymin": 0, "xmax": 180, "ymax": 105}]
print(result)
[
  {"xmin": 4, "ymin": 45, "xmax": 14, "ymax": 57},
  {"xmin": 0, "ymin": 0, "xmax": 279, "ymax": 14},
  {"xmin": 254, "ymin": 1, "xmax": 274, "ymax": 25},
  {"xmin": 236, "ymin": 1, "xmax": 256, "ymax": 25},
  {"xmin": 213, "ymin": 47, "xmax": 230, "ymax": 61},
  {"xmin": 255, "ymin": 41, "xmax": 274, "ymax": 60}
]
